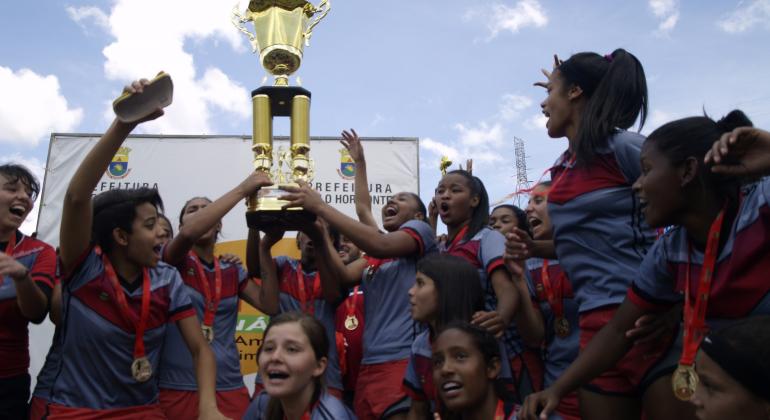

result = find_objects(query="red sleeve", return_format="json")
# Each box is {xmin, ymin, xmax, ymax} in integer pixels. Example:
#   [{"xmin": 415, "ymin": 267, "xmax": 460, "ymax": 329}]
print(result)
[
  {"xmin": 401, "ymin": 228, "xmax": 424, "ymax": 256},
  {"xmin": 30, "ymin": 245, "xmax": 57, "ymax": 295},
  {"xmin": 169, "ymin": 305, "xmax": 196, "ymax": 323},
  {"xmin": 486, "ymin": 256, "xmax": 505, "ymax": 276},
  {"xmin": 626, "ymin": 285, "xmax": 673, "ymax": 312}
]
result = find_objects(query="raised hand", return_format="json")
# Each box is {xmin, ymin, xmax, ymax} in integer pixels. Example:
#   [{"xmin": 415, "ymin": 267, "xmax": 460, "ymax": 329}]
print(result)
[
  {"xmin": 504, "ymin": 227, "xmax": 535, "ymax": 261},
  {"xmin": 341, "ymin": 128, "xmax": 365, "ymax": 163},
  {"xmin": 705, "ymin": 126, "xmax": 770, "ymax": 177}
]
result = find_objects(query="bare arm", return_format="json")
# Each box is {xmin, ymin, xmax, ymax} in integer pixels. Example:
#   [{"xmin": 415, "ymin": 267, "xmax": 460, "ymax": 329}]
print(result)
[
  {"xmin": 245, "ymin": 228, "xmax": 261, "ymax": 278},
  {"xmin": 472, "ymin": 267, "xmax": 518, "ymax": 337},
  {"xmin": 163, "ymin": 171, "xmax": 271, "ymax": 266},
  {"xmin": 0, "ymin": 253, "xmax": 48, "ymax": 321},
  {"xmin": 176, "ymin": 316, "xmax": 226, "ymax": 419},
  {"xmin": 507, "ymin": 259, "xmax": 545, "ymax": 347},
  {"xmin": 281, "ymin": 184, "xmax": 420, "ymax": 259},
  {"xmin": 341, "ymin": 129, "xmax": 378, "ymax": 228},
  {"xmin": 60, "ymin": 80, "xmax": 163, "ymax": 273},
  {"xmin": 255, "ymin": 230, "xmax": 283, "ymax": 315}
]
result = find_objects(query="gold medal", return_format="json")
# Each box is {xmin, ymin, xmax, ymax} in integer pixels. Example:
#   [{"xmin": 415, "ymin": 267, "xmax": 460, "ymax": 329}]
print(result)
[
  {"xmin": 131, "ymin": 356, "xmax": 153, "ymax": 382},
  {"xmin": 344, "ymin": 315, "xmax": 359, "ymax": 331},
  {"xmin": 201, "ymin": 325, "xmax": 214, "ymax": 343},
  {"xmin": 554, "ymin": 316, "xmax": 570, "ymax": 338},
  {"xmin": 672, "ymin": 363, "xmax": 699, "ymax": 401}
]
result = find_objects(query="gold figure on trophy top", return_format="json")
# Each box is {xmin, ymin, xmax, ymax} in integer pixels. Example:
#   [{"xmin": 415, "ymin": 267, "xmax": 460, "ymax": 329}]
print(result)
[
  {"xmin": 233, "ymin": 0, "xmax": 330, "ymax": 86},
  {"xmin": 440, "ymin": 156, "xmax": 452, "ymax": 175}
]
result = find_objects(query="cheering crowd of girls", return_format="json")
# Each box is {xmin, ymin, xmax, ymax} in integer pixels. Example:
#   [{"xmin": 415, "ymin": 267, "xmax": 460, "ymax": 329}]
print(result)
[{"xmin": 1, "ymin": 47, "xmax": 770, "ymax": 420}]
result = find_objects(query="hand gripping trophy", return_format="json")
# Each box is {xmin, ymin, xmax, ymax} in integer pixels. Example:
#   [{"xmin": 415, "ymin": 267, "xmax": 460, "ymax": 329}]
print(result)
[{"xmin": 232, "ymin": 0, "xmax": 330, "ymax": 229}]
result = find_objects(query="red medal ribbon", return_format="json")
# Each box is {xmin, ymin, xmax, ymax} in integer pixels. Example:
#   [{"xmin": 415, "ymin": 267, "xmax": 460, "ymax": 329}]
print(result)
[
  {"xmin": 190, "ymin": 252, "xmax": 222, "ymax": 327},
  {"xmin": 345, "ymin": 285, "xmax": 360, "ymax": 319},
  {"xmin": 680, "ymin": 208, "xmax": 726, "ymax": 366},
  {"xmin": 97, "ymin": 246, "xmax": 151, "ymax": 359},
  {"xmin": 494, "ymin": 399, "xmax": 506, "ymax": 420},
  {"xmin": 296, "ymin": 263, "xmax": 321, "ymax": 315},
  {"xmin": 540, "ymin": 260, "xmax": 564, "ymax": 319}
]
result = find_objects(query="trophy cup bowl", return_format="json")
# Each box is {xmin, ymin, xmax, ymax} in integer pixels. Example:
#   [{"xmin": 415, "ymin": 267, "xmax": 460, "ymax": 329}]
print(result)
[{"xmin": 233, "ymin": 0, "xmax": 329, "ymax": 230}]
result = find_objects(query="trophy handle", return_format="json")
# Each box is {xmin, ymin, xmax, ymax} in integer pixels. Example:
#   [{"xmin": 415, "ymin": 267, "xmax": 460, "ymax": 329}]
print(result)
[
  {"xmin": 231, "ymin": 4, "xmax": 258, "ymax": 52},
  {"xmin": 303, "ymin": 0, "xmax": 331, "ymax": 47}
]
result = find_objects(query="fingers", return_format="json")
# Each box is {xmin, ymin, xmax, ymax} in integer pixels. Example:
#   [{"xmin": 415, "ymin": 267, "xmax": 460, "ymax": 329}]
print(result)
[
  {"xmin": 351, "ymin": 128, "xmax": 358, "ymax": 138},
  {"xmin": 540, "ymin": 398, "xmax": 558, "ymax": 420}
]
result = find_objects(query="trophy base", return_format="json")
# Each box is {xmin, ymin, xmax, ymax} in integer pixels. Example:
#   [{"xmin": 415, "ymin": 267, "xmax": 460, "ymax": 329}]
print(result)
[{"xmin": 246, "ymin": 185, "xmax": 317, "ymax": 230}]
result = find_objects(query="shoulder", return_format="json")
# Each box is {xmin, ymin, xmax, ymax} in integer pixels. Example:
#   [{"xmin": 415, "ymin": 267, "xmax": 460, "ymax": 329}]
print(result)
[
  {"xmin": 400, "ymin": 219, "xmax": 434, "ymax": 236},
  {"xmin": 411, "ymin": 329, "xmax": 431, "ymax": 353},
  {"xmin": 316, "ymin": 392, "xmax": 356, "ymax": 419}
]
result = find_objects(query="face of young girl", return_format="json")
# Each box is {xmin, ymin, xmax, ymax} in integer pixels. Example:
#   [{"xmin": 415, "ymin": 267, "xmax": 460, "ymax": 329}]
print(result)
[
  {"xmin": 526, "ymin": 185, "xmax": 552, "ymax": 240},
  {"xmin": 338, "ymin": 235, "xmax": 361, "ymax": 264},
  {"xmin": 258, "ymin": 322, "xmax": 326, "ymax": 400},
  {"xmin": 489, "ymin": 207, "xmax": 518, "ymax": 236},
  {"xmin": 408, "ymin": 272, "xmax": 438, "ymax": 323},
  {"xmin": 0, "ymin": 174, "xmax": 34, "ymax": 233},
  {"xmin": 381, "ymin": 192, "xmax": 422, "ymax": 232},
  {"xmin": 539, "ymin": 70, "xmax": 575, "ymax": 139},
  {"xmin": 181, "ymin": 198, "xmax": 219, "ymax": 243},
  {"xmin": 434, "ymin": 173, "xmax": 478, "ymax": 228},
  {"xmin": 157, "ymin": 217, "xmax": 173, "ymax": 246},
  {"xmin": 432, "ymin": 328, "xmax": 498, "ymax": 412},
  {"xmin": 125, "ymin": 202, "xmax": 164, "ymax": 268},
  {"xmin": 691, "ymin": 351, "xmax": 769, "ymax": 420},
  {"xmin": 632, "ymin": 141, "xmax": 686, "ymax": 228}
]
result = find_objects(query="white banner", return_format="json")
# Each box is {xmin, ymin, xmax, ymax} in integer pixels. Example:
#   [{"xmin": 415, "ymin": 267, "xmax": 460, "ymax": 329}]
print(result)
[{"xmin": 37, "ymin": 134, "xmax": 419, "ymax": 245}]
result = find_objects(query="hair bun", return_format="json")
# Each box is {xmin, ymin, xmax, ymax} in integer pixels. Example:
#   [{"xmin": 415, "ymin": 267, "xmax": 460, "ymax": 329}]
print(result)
[{"xmin": 716, "ymin": 110, "xmax": 753, "ymax": 133}]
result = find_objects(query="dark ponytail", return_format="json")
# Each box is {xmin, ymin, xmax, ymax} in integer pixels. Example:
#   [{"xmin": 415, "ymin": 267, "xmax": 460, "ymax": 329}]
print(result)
[
  {"xmin": 558, "ymin": 48, "xmax": 648, "ymax": 165},
  {"xmin": 647, "ymin": 109, "xmax": 753, "ymax": 200}
]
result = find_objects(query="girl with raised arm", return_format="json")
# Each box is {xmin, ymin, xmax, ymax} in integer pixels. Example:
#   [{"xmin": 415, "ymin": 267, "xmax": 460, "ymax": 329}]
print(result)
[
  {"xmin": 280, "ymin": 182, "xmax": 437, "ymax": 420},
  {"xmin": 158, "ymin": 171, "xmax": 274, "ymax": 419},
  {"xmin": 51, "ymin": 79, "xmax": 225, "ymax": 419}
]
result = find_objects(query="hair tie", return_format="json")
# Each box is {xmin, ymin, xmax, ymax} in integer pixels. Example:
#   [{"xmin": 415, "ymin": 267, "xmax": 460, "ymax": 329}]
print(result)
[{"xmin": 604, "ymin": 54, "xmax": 613, "ymax": 62}]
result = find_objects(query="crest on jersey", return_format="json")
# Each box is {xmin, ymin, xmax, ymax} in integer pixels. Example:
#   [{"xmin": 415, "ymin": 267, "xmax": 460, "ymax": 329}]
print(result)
[{"xmin": 107, "ymin": 147, "xmax": 132, "ymax": 179}]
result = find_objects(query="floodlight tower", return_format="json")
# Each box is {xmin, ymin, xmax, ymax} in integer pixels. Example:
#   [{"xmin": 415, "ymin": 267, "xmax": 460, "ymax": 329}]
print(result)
[{"xmin": 513, "ymin": 136, "xmax": 531, "ymax": 206}]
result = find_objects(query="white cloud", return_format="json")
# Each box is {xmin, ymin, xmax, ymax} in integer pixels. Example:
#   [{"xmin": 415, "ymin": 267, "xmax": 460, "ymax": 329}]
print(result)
[
  {"xmin": 718, "ymin": 0, "xmax": 770, "ymax": 33},
  {"xmin": 465, "ymin": 1, "xmax": 548, "ymax": 40},
  {"xmin": 498, "ymin": 94, "xmax": 533, "ymax": 121},
  {"xmin": 0, "ymin": 154, "xmax": 46, "ymax": 236},
  {"xmin": 523, "ymin": 113, "xmax": 547, "ymax": 131},
  {"xmin": 421, "ymin": 138, "xmax": 459, "ymax": 161},
  {"xmin": 72, "ymin": 1, "xmax": 250, "ymax": 134},
  {"xmin": 649, "ymin": 0, "xmax": 679, "ymax": 35},
  {"xmin": 0, "ymin": 67, "xmax": 83, "ymax": 146},
  {"xmin": 454, "ymin": 122, "xmax": 504, "ymax": 148},
  {"xmin": 66, "ymin": 6, "xmax": 110, "ymax": 32}
]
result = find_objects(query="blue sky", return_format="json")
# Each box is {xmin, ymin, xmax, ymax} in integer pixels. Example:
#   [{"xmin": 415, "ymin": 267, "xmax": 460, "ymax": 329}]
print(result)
[{"xmin": 2, "ymin": 0, "xmax": 769, "ymax": 234}]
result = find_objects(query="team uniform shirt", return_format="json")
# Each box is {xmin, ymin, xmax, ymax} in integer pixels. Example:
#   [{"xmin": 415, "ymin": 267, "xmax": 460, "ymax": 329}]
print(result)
[
  {"xmin": 403, "ymin": 329, "xmax": 514, "ymax": 411},
  {"xmin": 547, "ymin": 131, "xmax": 656, "ymax": 313},
  {"xmin": 49, "ymin": 247, "xmax": 195, "ymax": 409},
  {"xmin": 266, "ymin": 255, "xmax": 343, "ymax": 391},
  {"xmin": 361, "ymin": 219, "xmax": 437, "ymax": 364},
  {"xmin": 439, "ymin": 227, "xmax": 525, "ymax": 362},
  {"xmin": 629, "ymin": 177, "xmax": 770, "ymax": 330},
  {"xmin": 525, "ymin": 259, "xmax": 579, "ymax": 388},
  {"xmin": 159, "ymin": 254, "xmax": 249, "ymax": 391},
  {"xmin": 244, "ymin": 390, "xmax": 357, "ymax": 419},
  {"xmin": 0, "ymin": 231, "xmax": 56, "ymax": 379},
  {"xmin": 32, "ymin": 327, "xmax": 62, "ymax": 402}
]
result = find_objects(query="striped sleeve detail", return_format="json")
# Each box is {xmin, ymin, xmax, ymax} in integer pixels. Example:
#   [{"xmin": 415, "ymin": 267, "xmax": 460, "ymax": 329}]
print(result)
[
  {"xmin": 486, "ymin": 256, "xmax": 505, "ymax": 276},
  {"xmin": 169, "ymin": 304, "xmax": 196, "ymax": 322},
  {"xmin": 401, "ymin": 227, "xmax": 424, "ymax": 256}
]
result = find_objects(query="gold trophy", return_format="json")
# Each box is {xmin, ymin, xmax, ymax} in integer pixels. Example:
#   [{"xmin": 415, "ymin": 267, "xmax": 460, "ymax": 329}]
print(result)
[{"xmin": 232, "ymin": 0, "xmax": 330, "ymax": 229}]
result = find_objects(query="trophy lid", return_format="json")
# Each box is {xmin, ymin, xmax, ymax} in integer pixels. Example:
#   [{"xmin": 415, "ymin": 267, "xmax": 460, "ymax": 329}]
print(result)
[{"xmin": 248, "ymin": 0, "xmax": 316, "ymax": 15}]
